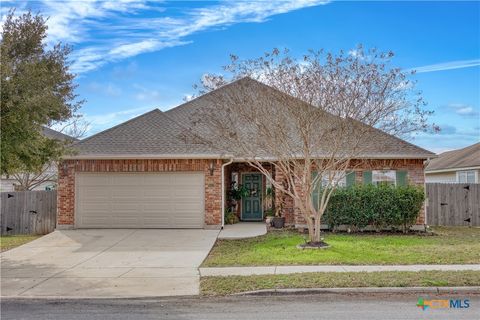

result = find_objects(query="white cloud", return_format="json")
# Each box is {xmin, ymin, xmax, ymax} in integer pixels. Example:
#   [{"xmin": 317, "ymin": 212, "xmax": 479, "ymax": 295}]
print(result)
[
  {"xmin": 2, "ymin": 0, "xmax": 329, "ymax": 73},
  {"xmin": 407, "ymin": 59, "xmax": 480, "ymax": 73},
  {"xmin": 448, "ymin": 103, "xmax": 479, "ymax": 117}
]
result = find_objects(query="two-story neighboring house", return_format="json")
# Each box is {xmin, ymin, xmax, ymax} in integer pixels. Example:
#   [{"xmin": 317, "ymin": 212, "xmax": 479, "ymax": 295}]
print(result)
[
  {"xmin": 425, "ymin": 142, "xmax": 480, "ymax": 183},
  {"xmin": 0, "ymin": 127, "xmax": 78, "ymax": 191}
]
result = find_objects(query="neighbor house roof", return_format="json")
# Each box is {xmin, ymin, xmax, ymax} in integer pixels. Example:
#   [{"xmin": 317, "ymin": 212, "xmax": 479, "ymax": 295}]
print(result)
[
  {"xmin": 42, "ymin": 127, "xmax": 79, "ymax": 142},
  {"xmin": 69, "ymin": 77, "xmax": 435, "ymax": 160},
  {"xmin": 425, "ymin": 142, "xmax": 480, "ymax": 172}
]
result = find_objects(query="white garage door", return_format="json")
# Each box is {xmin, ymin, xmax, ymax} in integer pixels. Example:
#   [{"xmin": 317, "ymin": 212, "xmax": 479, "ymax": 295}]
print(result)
[{"xmin": 76, "ymin": 172, "xmax": 205, "ymax": 228}]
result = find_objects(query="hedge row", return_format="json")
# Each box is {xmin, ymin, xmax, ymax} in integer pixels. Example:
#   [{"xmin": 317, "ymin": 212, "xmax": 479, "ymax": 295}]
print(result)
[{"xmin": 322, "ymin": 184, "xmax": 424, "ymax": 231}]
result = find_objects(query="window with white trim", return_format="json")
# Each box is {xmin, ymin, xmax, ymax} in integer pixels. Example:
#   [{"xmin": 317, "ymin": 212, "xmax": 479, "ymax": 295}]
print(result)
[
  {"xmin": 372, "ymin": 170, "xmax": 396, "ymax": 186},
  {"xmin": 457, "ymin": 170, "xmax": 476, "ymax": 183}
]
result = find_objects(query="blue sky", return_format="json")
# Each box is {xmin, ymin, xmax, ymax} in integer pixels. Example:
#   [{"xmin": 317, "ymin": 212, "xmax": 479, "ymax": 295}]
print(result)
[{"xmin": 2, "ymin": 0, "xmax": 479, "ymax": 153}]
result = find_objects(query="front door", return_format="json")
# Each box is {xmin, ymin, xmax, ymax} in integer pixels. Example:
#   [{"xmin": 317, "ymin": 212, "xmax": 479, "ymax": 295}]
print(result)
[{"xmin": 242, "ymin": 173, "xmax": 263, "ymax": 221}]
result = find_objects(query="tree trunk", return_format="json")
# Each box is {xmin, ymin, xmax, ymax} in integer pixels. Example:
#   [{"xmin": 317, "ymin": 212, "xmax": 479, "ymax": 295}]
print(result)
[{"xmin": 313, "ymin": 213, "xmax": 322, "ymax": 242}]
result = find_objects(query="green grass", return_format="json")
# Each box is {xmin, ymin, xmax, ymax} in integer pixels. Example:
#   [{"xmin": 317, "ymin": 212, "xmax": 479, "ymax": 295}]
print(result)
[
  {"xmin": 202, "ymin": 227, "xmax": 480, "ymax": 267},
  {"xmin": 0, "ymin": 235, "xmax": 41, "ymax": 252},
  {"xmin": 201, "ymin": 271, "xmax": 480, "ymax": 296}
]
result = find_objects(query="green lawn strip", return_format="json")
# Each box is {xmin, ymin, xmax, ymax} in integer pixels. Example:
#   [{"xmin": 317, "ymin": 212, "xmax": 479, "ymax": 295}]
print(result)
[
  {"xmin": 203, "ymin": 227, "xmax": 480, "ymax": 267},
  {"xmin": 0, "ymin": 235, "xmax": 41, "ymax": 252},
  {"xmin": 201, "ymin": 271, "xmax": 480, "ymax": 296}
]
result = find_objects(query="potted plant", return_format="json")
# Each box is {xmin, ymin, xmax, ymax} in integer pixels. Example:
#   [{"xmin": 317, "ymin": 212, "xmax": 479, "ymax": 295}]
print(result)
[
  {"xmin": 224, "ymin": 208, "xmax": 239, "ymax": 224},
  {"xmin": 228, "ymin": 183, "xmax": 250, "ymax": 216},
  {"xmin": 264, "ymin": 209, "xmax": 275, "ymax": 225}
]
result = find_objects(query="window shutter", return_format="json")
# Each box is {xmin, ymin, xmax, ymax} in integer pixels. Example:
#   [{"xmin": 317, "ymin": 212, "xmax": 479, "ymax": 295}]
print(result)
[
  {"xmin": 311, "ymin": 171, "xmax": 320, "ymax": 211},
  {"xmin": 346, "ymin": 171, "xmax": 356, "ymax": 187},
  {"xmin": 363, "ymin": 171, "xmax": 372, "ymax": 184},
  {"xmin": 396, "ymin": 170, "xmax": 408, "ymax": 186}
]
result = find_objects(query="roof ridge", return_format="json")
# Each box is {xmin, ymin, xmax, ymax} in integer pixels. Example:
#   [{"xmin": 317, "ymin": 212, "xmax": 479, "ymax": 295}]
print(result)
[
  {"xmin": 165, "ymin": 76, "xmax": 253, "ymax": 114},
  {"xmin": 75, "ymin": 109, "xmax": 162, "ymax": 146}
]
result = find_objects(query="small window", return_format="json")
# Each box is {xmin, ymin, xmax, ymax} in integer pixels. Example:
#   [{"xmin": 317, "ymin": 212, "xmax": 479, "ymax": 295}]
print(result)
[
  {"xmin": 457, "ymin": 170, "xmax": 476, "ymax": 183},
  {"xmin": 372, "ymin": 170, "xmax": 396, "ymax": 186},
  {"xmin": 321, "ymin": 171, "xmax": 347, "ymax": 188}
]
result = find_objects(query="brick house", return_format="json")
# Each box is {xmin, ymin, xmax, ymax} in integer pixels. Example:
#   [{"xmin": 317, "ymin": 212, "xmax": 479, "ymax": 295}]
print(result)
[{"xmin": 57, "ymin": 78, "xmax": 434, "ymax": 230}]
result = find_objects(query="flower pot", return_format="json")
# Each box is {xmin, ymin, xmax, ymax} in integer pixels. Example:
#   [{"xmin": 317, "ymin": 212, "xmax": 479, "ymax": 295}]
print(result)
[
  {"xmin": 272, "ymin": 216, "xmax": 285, "ymax": 229},
  {"xmin": 265, "ymin": 216, "xmax": 273, "ymax": 226}
]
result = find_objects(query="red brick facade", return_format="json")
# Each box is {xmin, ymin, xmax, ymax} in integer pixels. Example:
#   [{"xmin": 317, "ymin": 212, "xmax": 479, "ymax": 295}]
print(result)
[
  {"xmin": 58, "ymin": 158, "xmax": 426, "ymax": 229},
  {"xmin": 57, "ymin": 159, "xmax": 222, "ymax": 228}
]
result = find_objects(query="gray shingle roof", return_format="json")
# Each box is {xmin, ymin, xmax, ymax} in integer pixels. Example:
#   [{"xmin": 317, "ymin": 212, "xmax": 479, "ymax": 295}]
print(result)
[
  {"xmin": 426, "ymin": 142, "xmax": 480, "ymax": 171},
  {"xmin": 42, "ymin": 127, "xmax": 78, "ymax": 142},
  {"xmin": 71, "ymin": 109, "xmax": 220, "ymax": 158},
  {"xmin": 71, "ymin": 77, "xmax": 435, "ymax": 159}
]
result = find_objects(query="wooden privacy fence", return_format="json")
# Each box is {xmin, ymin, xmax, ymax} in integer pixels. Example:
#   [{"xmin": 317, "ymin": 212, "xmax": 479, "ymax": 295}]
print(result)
[
  {"xmin": 0, "ymin": 191, "xmax": 57, "ymax": 235},
  {"xmin": 426, "ymin": 183, "xmax": 480, "ymax": 226}
]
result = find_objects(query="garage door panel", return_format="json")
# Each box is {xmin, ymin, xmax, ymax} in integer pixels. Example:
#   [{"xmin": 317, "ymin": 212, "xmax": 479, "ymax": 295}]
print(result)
[
  {"xmin": 143, "ymin": 175, "xmax": 172, "ymax": 185},
  {"xmin": 173, "ymin": 187, "xmax": 202, "ymax": 196},
  {"xmin": 76, "ymin": 172, "xmax": 204, "ymax": 228},
  {"xmin": 78, "ymin": 175, "xmax": 110, "ymax": 186},
  {"xmin": 143, "ymin": 187, "xmax": 172, "ymax": 197},
  {"xmin": 110, "ymin": 175, "xmax": 142, "ymax": 186},
  {"xmin": 81, "ymin": 187, "xmax": 109, "ymax": 198}
]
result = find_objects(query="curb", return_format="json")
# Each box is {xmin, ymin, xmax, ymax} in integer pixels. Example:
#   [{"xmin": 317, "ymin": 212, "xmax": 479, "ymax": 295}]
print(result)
[{"xmin": 231, "ymin": 286, "xmax": 480, "ymax": 296}]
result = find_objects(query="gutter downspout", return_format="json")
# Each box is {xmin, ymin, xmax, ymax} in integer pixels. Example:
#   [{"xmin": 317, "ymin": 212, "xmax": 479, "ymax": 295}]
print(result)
[{"xmin": 221, "ymin": 159, "xmax": 234, "ymax": 229}]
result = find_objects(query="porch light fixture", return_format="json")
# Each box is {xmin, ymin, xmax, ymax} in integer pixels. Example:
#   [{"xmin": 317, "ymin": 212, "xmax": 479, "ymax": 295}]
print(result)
[{"xmin": 209, "ymin": 161, "xmax": 216, "ymax": 176}]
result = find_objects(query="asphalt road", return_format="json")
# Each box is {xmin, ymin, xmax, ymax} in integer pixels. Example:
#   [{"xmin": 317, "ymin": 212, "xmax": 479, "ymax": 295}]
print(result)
[{"xmin": 1, "ymin": 293, "xmax": 479, "ymax": 320}]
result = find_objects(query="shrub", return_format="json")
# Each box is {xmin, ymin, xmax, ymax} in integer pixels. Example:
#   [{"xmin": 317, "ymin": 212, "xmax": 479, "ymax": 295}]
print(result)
[
  {"xmin": 224, "ymin": 209, "xmax": 239, "ymax": 225},
  {"xmin": 323, "ymin": 184, "xmax": 424, "ymax": 232}
]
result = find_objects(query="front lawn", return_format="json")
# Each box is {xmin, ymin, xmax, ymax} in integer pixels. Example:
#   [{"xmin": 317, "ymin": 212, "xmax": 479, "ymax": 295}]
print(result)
[
  {"xmin": 202, "ymin": 227, "xmax": 480, "ymax": 267},
  {"xmin": 0, "ymin": 235, "xmax": 41, "ymax": 252},
  {"xmin": 201, "ymin": 270, "xmax": 480, "ymax": 296}
]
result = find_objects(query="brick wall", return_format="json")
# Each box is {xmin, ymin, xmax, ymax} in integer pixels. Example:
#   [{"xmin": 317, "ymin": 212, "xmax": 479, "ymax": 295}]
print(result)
[
  {"xmin": 57, "ymin": 159, "xmax": 222, "ymax": 228},
  {"xmin": 281, "ymin": 159, "xmax": 426, "ymax": 227}
]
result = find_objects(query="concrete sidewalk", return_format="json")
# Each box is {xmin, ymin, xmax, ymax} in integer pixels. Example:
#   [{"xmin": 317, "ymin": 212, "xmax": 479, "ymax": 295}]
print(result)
[
  {"xmin": 218, "ymin": 222, "xmax": 267, "ymax": 239},
  {"xmin": 199, "ymin": 264, "xmax": 480, "ymax": 276}
]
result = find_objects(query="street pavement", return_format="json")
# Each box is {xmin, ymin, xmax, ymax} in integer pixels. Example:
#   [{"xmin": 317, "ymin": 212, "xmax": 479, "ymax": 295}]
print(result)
[{"xmin": 2, "ymin": 292, "xmax": 479, "ymax": 320}]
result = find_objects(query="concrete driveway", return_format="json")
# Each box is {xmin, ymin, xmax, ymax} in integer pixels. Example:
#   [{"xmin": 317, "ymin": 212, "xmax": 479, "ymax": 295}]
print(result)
[{"xmin": 1, "ymin": 229, "xmax": 219, "ymax": 298}]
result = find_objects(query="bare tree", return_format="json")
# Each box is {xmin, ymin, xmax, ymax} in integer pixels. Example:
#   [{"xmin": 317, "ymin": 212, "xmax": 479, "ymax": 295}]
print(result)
[
  {"xmin": 11, "ymin": 118, "xmax": 89, "ymax": 191},
  {"xmin": 193, "ymin": 46, "xmax": 439, "ymax": 138},
  {"xmin": 190, "ymin": 47, "xmax": 434, "ymax": 245}
]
